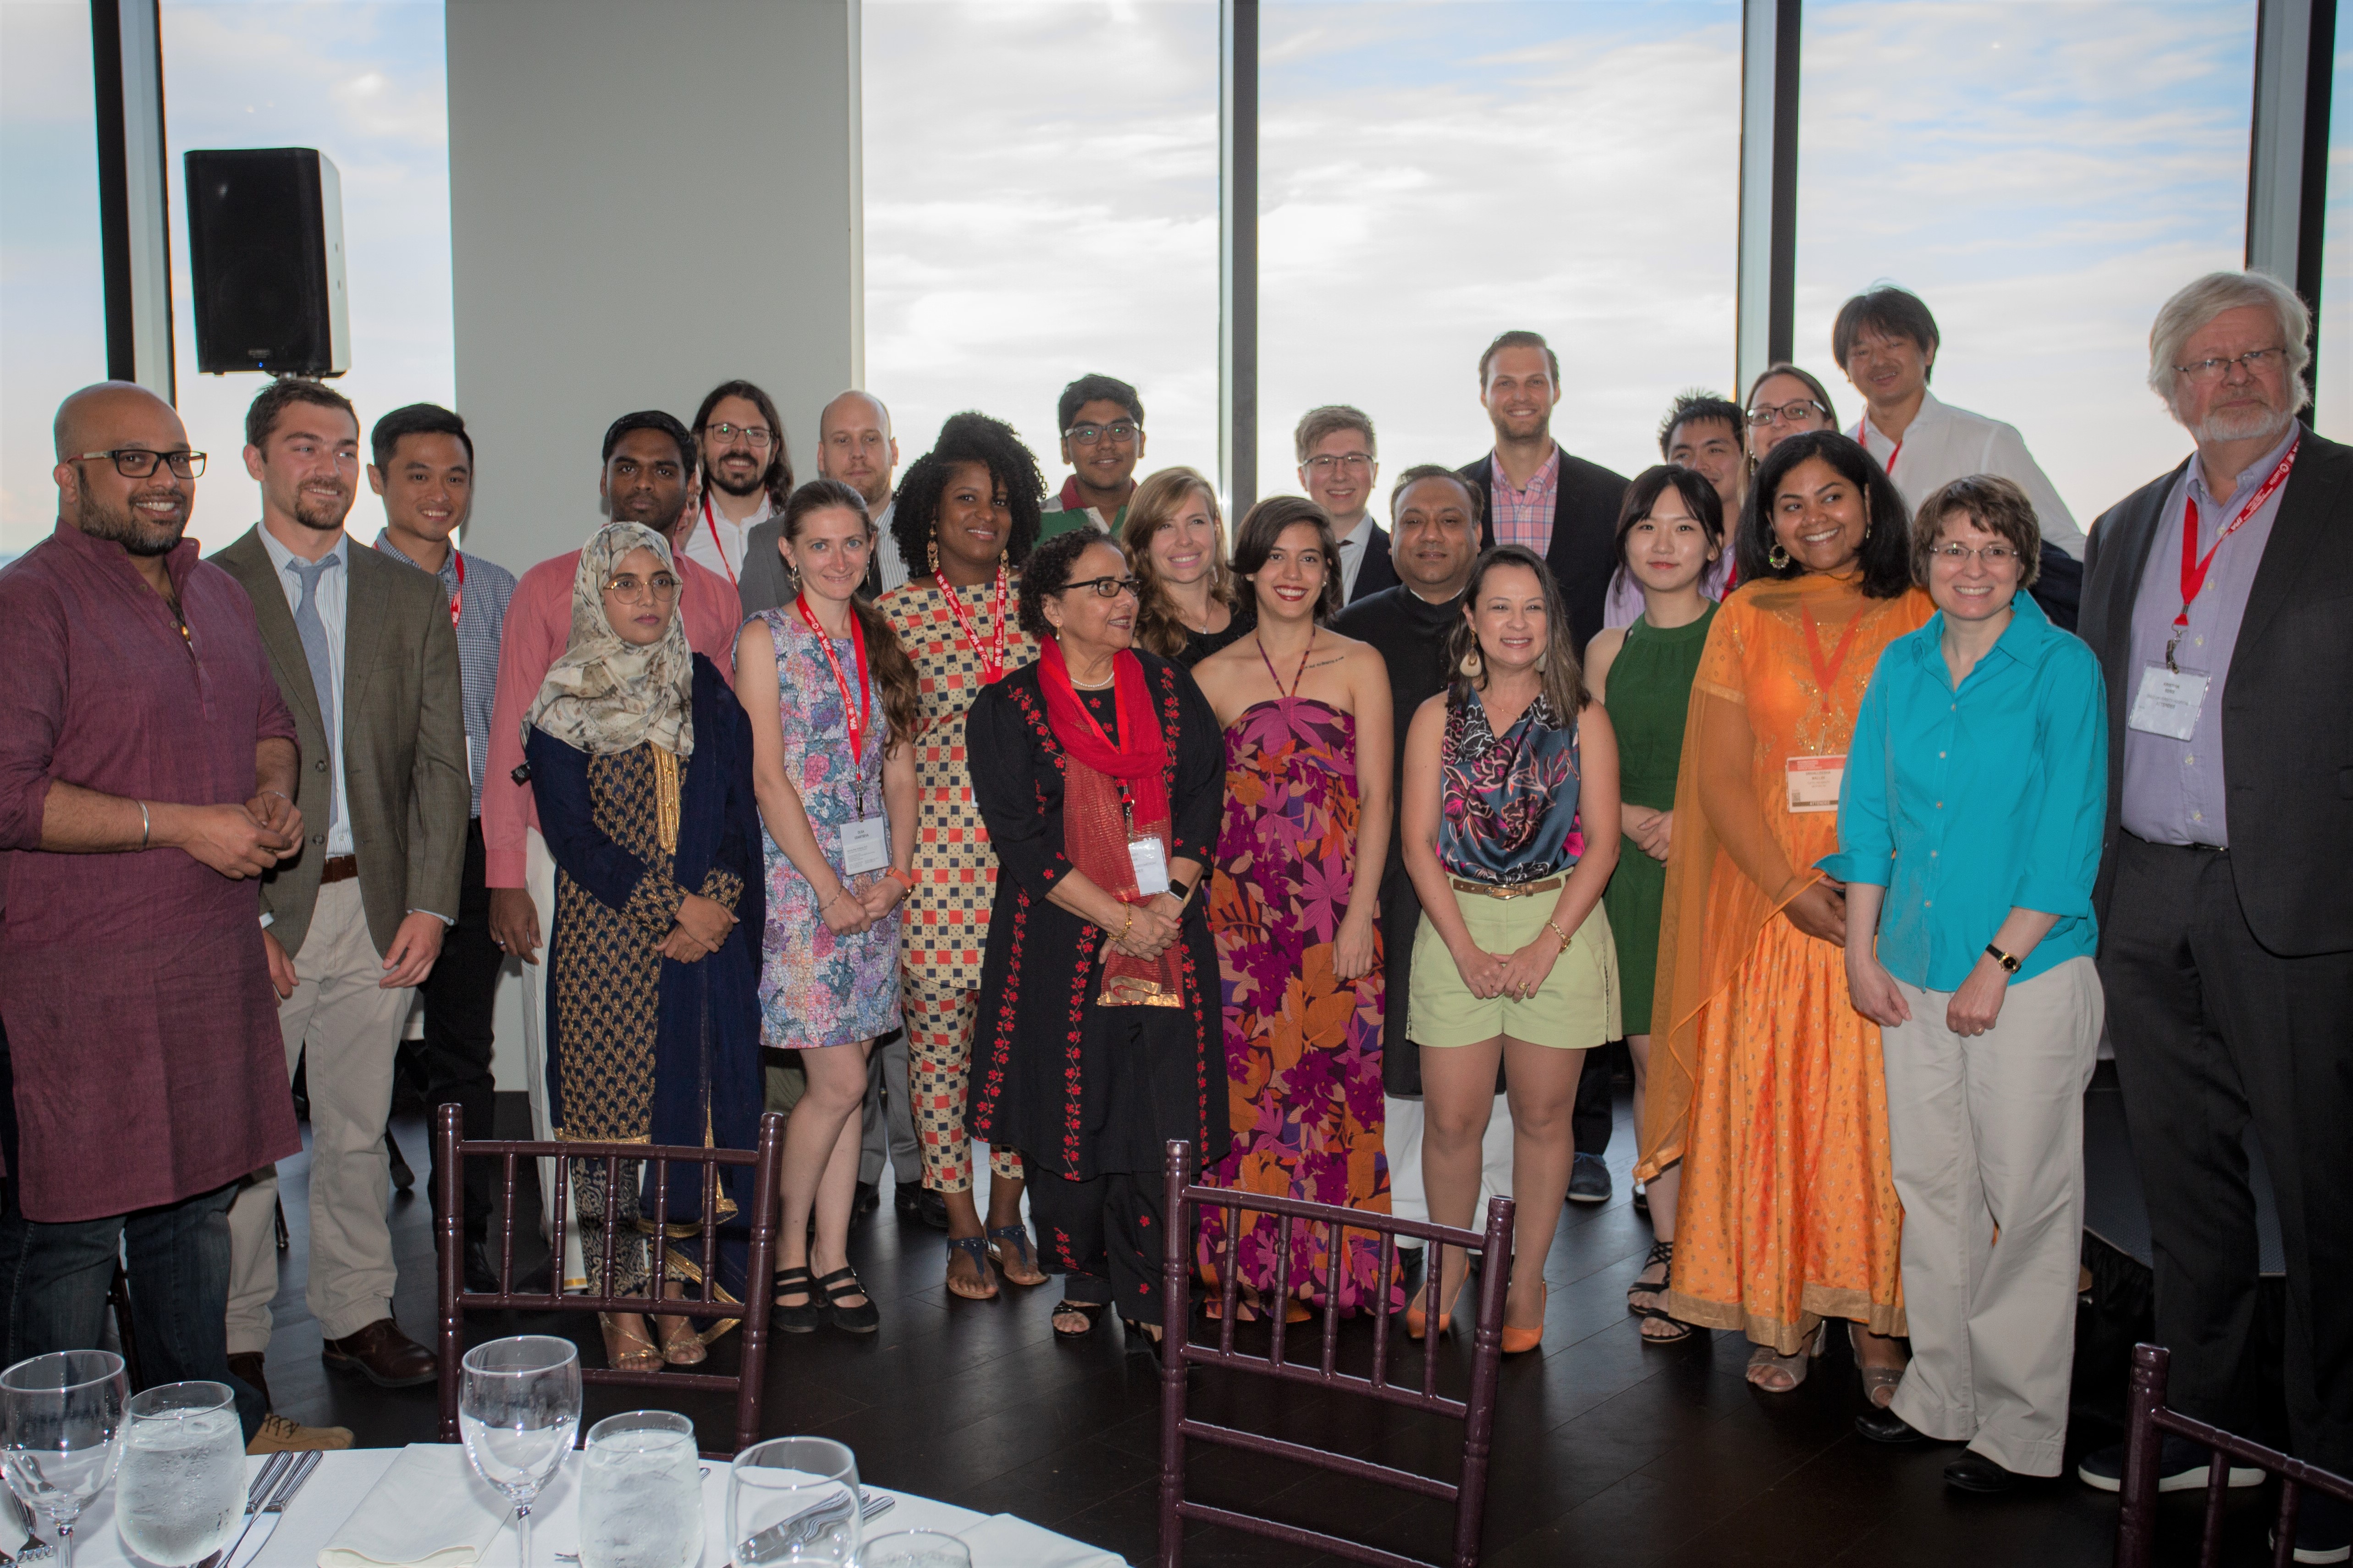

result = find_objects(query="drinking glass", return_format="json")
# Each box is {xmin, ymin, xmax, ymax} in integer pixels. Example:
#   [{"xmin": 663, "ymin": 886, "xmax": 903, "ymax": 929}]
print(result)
[
  {"xmin": 114, "ymin": 1383, "xmax": 244, "ymax": 1567},
  {"xmin": 458, "ymin": 1336, "xmax": 582, "ymax": 1568},
  {"xmin": 727, "ymin": 1438, "xmax": 860, "ymax": 1568},
  {"xmin": 579, "ymin": 1412, "xmax": 703, "ymax": 1568},
  {"xmin": 0, "ymin": 1350, "xmax": 131, "ymax": 1568},
  {"xmin": 858, "ymin": 1532, "xmax": 970, "ymax": 1568}
]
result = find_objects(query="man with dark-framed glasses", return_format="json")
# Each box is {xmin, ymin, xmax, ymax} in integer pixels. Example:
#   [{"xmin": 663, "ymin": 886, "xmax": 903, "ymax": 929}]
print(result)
[{"xmin": 1041, "ymin": 373, "xmax": 1146, "ymax": 540}]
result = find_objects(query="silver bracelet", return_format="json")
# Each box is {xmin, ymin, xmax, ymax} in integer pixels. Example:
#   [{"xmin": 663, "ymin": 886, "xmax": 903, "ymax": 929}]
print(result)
[{"xmin": 138, "ymin": 800, "xmax": 150, "ymax": 850}]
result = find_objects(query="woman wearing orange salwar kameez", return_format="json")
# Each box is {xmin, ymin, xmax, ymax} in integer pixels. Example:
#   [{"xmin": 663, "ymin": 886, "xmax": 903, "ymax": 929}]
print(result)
[{"xmin": 1637, "ymin": 431, "xmax": 1930, "ymax": 1397}]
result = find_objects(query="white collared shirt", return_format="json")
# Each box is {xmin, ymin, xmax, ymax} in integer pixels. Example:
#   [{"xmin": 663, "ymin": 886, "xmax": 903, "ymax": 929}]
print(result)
[
  {"xmin": 1329, "ymin": 512, "xmax": 1371, "ymax": 602},
  {"xmin": 258, "ymin": 525, "xmax": 355, "ymax": 856},
  {"xmin": 1853, "ymin": 389, "xmax": 2087, "ymax": 560},
  {"xmin": 683, "ymin": 490, "xmax": 774, "ymax": 586}
]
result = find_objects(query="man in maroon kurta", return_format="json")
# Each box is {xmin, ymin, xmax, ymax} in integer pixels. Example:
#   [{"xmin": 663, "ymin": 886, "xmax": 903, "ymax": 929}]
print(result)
[{"xmin": 0, "ymin": 383, "xmax": 320, "ymax": 1449}]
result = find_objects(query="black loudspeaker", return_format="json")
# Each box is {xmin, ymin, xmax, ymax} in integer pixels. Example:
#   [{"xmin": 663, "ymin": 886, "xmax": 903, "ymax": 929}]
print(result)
[{"xmin": 184, "ymin": 148, "xmax": 349, "ymax": 377}]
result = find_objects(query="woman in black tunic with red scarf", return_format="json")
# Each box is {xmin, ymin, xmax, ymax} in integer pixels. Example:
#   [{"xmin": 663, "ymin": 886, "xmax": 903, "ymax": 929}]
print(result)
[{"xmin": 965, "ymin": 529, "xmax": 1227, "ymax": 1350}]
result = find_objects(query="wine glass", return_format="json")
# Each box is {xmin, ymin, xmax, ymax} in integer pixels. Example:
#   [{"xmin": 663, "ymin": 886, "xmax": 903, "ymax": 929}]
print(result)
[
  {"xmin": 114, "ymin": 1382, "xmax": 245, "ymax": 1567},
  {"xmin": 458, "ymin": 1336, "xmax": 582, "ymax": 1568},
  {"xmin": 859, "ymin": 1531, "xmax": 970, "ymax": 1568},
  {"xmin": 728, "ymin": 1437, "xmax": 860, "ymax": 1568},
  {"xmin": 0, "ymin": 1349, "xmax": 131, "ymax": 1568},
  {"xmin": 579, "ymin": 1411, "xmax": 703, "ymax": 1568}
]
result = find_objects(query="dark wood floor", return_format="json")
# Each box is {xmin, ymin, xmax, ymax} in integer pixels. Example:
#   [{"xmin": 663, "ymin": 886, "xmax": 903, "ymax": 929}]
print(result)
[{"xmin": 246, "ymin": 1092, "xmax": 2288, "ymax": 1566}]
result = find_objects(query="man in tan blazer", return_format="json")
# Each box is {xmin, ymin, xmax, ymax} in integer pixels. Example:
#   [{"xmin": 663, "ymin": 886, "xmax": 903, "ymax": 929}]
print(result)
[{"xmin": 212, "ymin": 379, "xmax": 468, "ymax": 1400}]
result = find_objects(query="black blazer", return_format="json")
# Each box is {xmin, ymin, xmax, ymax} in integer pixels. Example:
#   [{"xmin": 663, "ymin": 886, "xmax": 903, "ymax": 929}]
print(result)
[
  {"xmin": 1347, "ymin": 523, "xmax": 1399, "ymax": 604},
  {"xmin": 1459, "ymin": 449, "xmax": 1630, "ymax": 651},
  {"xmin": 2078, "ymin": 425, "xmax": 2353, "ymax": 956}
]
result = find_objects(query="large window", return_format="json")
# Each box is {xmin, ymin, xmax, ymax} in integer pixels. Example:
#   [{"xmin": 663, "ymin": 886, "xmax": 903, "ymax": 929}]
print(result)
[
  {"xmin": 862, "ymin": 0, "xmax": 1220, "ymax": 499},
  {"xmin": 0, "ymin": 2, "xmax": 107, "ymax": 556},
  {"xmin": 1258, "ymin": 0, "xmax": 1742, "ymax": 506},
  {"xmin": 1794, "ymin": 0, "xmax": 2257, "ymax": 525},
  {"xmin": 2318, "ymin": 23, "xmax": 2353, "ymax": 442}
]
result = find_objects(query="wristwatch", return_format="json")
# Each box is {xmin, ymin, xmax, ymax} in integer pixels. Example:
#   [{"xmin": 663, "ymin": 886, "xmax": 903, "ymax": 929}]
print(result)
[
  {"xmin": 1984, "ymin": 944, "xmax": 2021, "ymax": 974},
  {"xmin": 1165, "ymin": 875, "xmax": 1194, "ymax": 905}
]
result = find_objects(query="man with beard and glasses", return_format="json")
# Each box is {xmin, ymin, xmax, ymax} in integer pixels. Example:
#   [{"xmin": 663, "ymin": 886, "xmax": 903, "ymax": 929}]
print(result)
[
  {"xmin": 1458, "ymin": 330, "xmax": 1630, "ymax": 653},
  {"xmin": 0, "ymin": 383, "xmax": 354, "ymax": 1455},
  {"xmin": 211, "ymin": 379, "xmax": 468, "ymax": 1403},
  {"xmin": 2072, "ymin": 272, "xmax": 2353, "ymax": 1564},
  {"xmin": 482, "ymin": 411, "xmax": 744, "ymax": 1290},
  {"xmin": 743, "ymin": 389, "xmax": 909, "ymax": 615},
  {"xmin": 685, "ymin": 379, "xmax": 792, "ymax": 592}
]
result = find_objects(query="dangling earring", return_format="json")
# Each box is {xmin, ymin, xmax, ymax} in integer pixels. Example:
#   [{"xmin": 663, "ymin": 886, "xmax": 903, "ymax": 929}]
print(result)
[
  {"xmin": 1768, "ymin": 543, "xmax": 1791, "ymax": 571},
  {"xmin": 926, "ymin": 535, "xmax": 940, "ymax": 578},
  {"xmin": 1458, "ymin": 646, "xmax": 1483, "ymax": 679}
]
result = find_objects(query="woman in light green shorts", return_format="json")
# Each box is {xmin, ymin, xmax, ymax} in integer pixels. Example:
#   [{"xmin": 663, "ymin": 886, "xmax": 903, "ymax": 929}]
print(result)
[{"xmin": 1398, "ymin": 545, "xmax": 1622, "ymax": 1356}]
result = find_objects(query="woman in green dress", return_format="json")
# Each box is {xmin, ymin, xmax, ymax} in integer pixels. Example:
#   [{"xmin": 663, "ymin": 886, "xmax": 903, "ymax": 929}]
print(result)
[{"xmin": 1584, "ymin": 466, "xmax": 1725, "ymax": 1346}]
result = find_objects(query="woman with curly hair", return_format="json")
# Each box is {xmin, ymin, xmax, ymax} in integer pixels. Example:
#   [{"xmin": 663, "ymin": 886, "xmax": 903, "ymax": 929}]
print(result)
[
  {"xmin": 879, "ymin": 412, "xmax": 1050, "ymax": 1302},
  {"xmin": 1124, "ymin": 466, "xmax": 1247, "ymax": 667}
]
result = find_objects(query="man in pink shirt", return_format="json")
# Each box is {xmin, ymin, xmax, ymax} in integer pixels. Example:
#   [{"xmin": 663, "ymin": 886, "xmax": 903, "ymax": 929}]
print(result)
[{"xmin": 479, "ymin": 412, "xmax": 742, "ymax": 1283}]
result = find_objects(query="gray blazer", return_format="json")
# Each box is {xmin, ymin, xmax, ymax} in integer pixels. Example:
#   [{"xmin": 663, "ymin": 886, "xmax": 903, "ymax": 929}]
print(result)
[
  {"xmin": 212, "ymin": 527, "xmax": 470, "ymax": 958},
  {"xmin": 738, "ymin": 517, "xmax": 793, "ymax": 620}
]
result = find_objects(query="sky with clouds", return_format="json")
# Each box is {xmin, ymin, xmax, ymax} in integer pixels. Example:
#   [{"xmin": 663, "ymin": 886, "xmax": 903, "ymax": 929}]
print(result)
[{"xmin": 1, "ymin": 0, "xmax": 2336, "ymax": 559}]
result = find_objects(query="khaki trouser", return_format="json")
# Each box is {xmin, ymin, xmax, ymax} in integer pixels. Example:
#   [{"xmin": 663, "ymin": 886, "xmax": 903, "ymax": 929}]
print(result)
[
  {"xmin": 226, "ymin": 880, "xmax": 414, "ymax": 1350},
  {"xmin": 512, "ymin": 829, "xmax": 587, "ymax": 1290},
  {"xmin": 1383, "ymin": 1092, "xmax": 1515, "ymax": 1236},
  {"xmin": 1883, "ymin": 955, "xmax": 2104, "ymax": 1476}
]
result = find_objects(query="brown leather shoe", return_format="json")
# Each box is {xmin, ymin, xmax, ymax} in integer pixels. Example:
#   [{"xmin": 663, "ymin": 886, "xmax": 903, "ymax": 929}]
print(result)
[
  {"xmin": 226, "ymin": 1352, "xmax": 271, "ymax": 1413},
  {"xmin": 320, "ymin": 1318, "xmax": 437, "ymax": 1388}
]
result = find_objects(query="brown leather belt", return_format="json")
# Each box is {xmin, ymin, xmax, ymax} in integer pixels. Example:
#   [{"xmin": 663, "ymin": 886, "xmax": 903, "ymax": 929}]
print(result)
[
  {"xmin": 320, "ymin": 854, "xmax": 359, "ymax": 886},
  {"xmin": 1449, "ymin": 875, "xmax": 1562, "ymax": 901}
]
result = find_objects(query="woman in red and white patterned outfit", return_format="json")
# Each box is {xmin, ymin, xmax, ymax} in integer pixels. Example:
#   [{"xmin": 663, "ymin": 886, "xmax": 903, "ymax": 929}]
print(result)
[{"xmin": 880, "ymin": 413, "xmax": 1048, "ymax": 1301}]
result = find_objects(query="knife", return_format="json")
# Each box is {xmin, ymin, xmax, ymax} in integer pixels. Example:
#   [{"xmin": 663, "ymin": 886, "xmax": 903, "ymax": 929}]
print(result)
[
  {"xmin": 738, "ymin": 1488, "xmax": 889, "ymax": 1563},
  {"xmin": 199, "ymin": 1453, "xmax": 293, "ymax": 1568},
  {"xmin": 224, "ymin": 1449, "xmax": 321, "ymax": 1568}
]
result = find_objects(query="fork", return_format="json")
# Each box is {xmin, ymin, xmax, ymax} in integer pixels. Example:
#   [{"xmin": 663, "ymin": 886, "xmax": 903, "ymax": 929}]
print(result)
[{"xmin": 3, "ymin": 1494, "xmax": 50, "ymax": 1566}]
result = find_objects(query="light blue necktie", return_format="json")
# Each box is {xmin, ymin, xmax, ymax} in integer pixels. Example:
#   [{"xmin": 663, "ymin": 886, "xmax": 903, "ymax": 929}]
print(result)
[{"xmin": 287, "ymin": 553, "xmax": 340, "ymax": 831}]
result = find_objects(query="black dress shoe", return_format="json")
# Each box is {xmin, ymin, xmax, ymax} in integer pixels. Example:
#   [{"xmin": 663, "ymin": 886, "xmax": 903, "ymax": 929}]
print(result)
[
  {"xmin": 387, "ymin": 1135, "xmax": 416, "ymax": 1194},
  {"xmin": 1944, "ymin": 1450, "xmax": 2020, "ymax": 1493},
  {"xmin": 894, "ymin": 1185, "xmax": 950, "ymax": 1230},
  {"xmin": 1854, "ymin": 1405, "xmax": 1926, "ymax": 1445},
  {"xmin": 852, "ymin": 1180, "xmax": 881, "ymax": 1223}
]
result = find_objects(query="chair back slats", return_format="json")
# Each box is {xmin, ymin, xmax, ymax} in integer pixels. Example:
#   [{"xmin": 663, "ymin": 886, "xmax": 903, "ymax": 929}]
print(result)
[
  {"xmin": 433, "ymin": 1104, "xmax": 786, "ymax": 1457},
  {"xmin": 2116, "ymin": 1342, "xmax": 2353, "ymax": 1568},
  {"xmin": 1156, "ymin": 1140, "xmax": 1511, "ymax": 1568}
]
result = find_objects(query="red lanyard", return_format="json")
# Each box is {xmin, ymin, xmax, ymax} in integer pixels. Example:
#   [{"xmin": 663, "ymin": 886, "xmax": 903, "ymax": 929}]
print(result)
[
  {"xmin": 1801, "ymin": 603, "xmax": 1864, "ymax": 704},
  {"xmin": 936, "ymin": 564, "xmax": 1010, "ymax": 683},
  {"xmin": 446, "ymin": 548, "xmax": 465, "ymax": 627},
  {"xmin": 795, "ymin": 594, "xmax": 872, "ymax": 770},
  {"xmin": 2172, "ymin": 437, "xmax": 2298, "ymax": 665},
  {"xmin": 701, "ymin": 496, "xmax": 741, "ymax": 591},
  {"xmin": 1853, "ymin": 418, "xmax": 1901, "ymax": 477}
]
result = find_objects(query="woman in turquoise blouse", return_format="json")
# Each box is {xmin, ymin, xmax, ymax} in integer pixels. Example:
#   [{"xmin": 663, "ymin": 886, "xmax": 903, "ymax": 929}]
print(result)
[{"xmin": 1821, "ymin": 474, "xmax": 2106, "ymax": 1494}]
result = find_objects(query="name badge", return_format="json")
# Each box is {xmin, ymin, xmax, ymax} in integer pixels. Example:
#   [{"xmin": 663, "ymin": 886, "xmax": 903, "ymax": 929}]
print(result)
[
  {"xmin": 2127, "ymin": 665, "xmax": 2208, "ymax": 742},
  {"xmin": 1127, "ymin": 834, "xmax": 1170, "ymax": 897},
  {"xmin": 840, "ymin": 815, "xmax": 890, "ymax": 876},
  {"xmin": 1785, "ymin": 754, "xmax": 1845, "ymax": 814}
]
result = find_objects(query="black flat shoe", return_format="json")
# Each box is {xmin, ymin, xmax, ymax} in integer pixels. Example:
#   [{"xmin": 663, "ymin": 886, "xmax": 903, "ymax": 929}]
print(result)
[
  {"xmin": 816, "ymin": 1265, "xmax": 879, "ymax": 1334},
  {"xmin": 771, "ymin": 1265, "xmax": 823, "ymax": 1334},
  {"xmin": 1944, "ymin": 1450, "xmax": 2020, "ymax": 1493},
  {"xmin": 1854, "ymin": 1406, "xmax": 1925, "ymax": 1445}
]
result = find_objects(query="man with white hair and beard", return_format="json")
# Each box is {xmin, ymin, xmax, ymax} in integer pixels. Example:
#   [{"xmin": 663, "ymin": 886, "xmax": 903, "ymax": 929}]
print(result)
[{"xmin": 2072, "ymin": 271, "xmax": 2353, "ymax": 1563}]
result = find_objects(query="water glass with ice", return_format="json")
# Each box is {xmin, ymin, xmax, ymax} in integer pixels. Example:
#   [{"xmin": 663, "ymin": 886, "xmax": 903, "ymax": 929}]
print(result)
[
  {"xmin": 0, "ymin": 1349, "xmax": 131, "ymax": 1568},
  {"xmin": 579, "ymin": 1411, "xmax": 703, "ymax": 1568},
  {"xmin": 113, "ymin": 1382, "xmax": 244, "ymax": 1567},
  {"xmin": 458, "ymin": 1336, "xmax": 582, "ymax": 1568},
  {"xmin": 727, "ymin": 1438, "xmax": 860, "ymax": 1568}
]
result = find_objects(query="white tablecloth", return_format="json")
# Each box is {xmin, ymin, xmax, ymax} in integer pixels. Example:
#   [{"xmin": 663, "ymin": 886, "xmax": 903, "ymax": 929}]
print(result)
[{"xmin": 53, "ymin": 1447, "xmax": 1126, "ymax": 1568}]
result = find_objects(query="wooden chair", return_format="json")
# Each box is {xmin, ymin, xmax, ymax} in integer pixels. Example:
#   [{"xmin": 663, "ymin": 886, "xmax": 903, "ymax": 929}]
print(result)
[
  {"xmin": 1156, "ymin": 1139, "xmax": 1513, "ymax": 1568},
  {"xmin": 2115, "ymin": 1342, "xmax": 2353, "ymax": 1566},
  {"xmin": 432, "ymin": 1102, "xmax": 785, "ymax": 1458}
]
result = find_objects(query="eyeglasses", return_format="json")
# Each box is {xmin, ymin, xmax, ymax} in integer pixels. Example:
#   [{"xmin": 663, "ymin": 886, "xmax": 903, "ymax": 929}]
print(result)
[
  {"xmin": 1928, "ymin": 541, "xmax": 2021, "ymax": 566},
  {"xmin": 703, "ymin": 421, "xmax": 773, "ymax": 449},
  {"xmin": 1747, "ymin": 401, "xmax": 1827, "ymax": 428},
  {"xmin": 1065, "ymin": 421, "xmax": 1140, "ymax": 447},
  {"xmin": 1303, "ymin": 453, "xmax": 1374, "ymax": 474},
  {"xmin": 77, "ymin": 448, "xmax": 207, "ymax": 479},
  {"xmin": 2172, "ymin": 346, "xmax": 2286, "ymax": 384},
  {"xmin": 603, "ymin": 572, "xmax": 681, "ymax": 601},
  {"xmin": 1062, "ymin": 574, "xmax": 1141, "ymax": 600}
]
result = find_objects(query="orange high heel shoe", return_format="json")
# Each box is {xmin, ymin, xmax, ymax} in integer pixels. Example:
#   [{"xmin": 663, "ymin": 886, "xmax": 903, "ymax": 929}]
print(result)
[
  {"xmin": 1405, "ymin": 1278, "xmax": 1453, "ymax": 1341},
  {"xmin": 1500, "ymin": 1285, "xmax": 1548, "ymax": 1355}
]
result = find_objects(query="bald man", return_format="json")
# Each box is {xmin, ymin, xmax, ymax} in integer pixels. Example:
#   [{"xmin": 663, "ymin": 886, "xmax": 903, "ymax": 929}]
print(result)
[
  {"xmin": 740, "ymin": 390, "xmax": 907, "ymax": 616},
  {"xmin": 0, "ymin": 384, "xmax": 347, "ymax": 1452}
]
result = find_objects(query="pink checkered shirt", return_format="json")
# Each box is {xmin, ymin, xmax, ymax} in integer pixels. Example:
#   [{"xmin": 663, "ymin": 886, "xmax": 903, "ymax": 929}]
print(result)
[{"xmin": 1488, "ymin": 446, "xmax": 1560, "ymax": 552}]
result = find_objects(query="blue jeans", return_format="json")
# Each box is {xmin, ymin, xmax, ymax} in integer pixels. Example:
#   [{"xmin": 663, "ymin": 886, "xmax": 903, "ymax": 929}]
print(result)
[{"xmin": 0, "ymin": 1178, "xmax": 263, "ymax": 1443}]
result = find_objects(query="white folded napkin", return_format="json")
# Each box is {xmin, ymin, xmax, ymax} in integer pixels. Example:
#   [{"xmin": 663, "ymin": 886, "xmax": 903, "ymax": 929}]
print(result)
[
  {"xmin": 317, "ymin": 1445, "xmax": 562, "ymax": 1568},
  {"xmin": 954, "ymin": 1513, "xmax": 1127, "ymax": 1568}
]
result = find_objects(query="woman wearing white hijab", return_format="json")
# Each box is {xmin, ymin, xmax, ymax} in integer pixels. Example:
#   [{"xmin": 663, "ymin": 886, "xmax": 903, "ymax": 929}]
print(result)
[{"xmin": 525, "ymin": 522, "xmax": 762, "ymax": 1371}]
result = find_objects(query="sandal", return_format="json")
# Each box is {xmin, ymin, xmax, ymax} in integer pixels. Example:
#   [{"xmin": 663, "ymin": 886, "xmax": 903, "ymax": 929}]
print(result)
[
  {"xmin": 1851, "ymin": 1322, "xmax": 1906, "ymax": 1409},
  {"xmin": 944, "ymin": 1236, "xmax": 998, "ymax": 1301},
  {"xmin": 1626, "ymin": 1240, "xmax": 1674, "ymax": 1315},
  {"xmin": 771, "ymin": 1265, "xmax": 824, "ymax": 1334},
  {"xmin": 986, "ymin": 1224, "xmax": 1047, "ymax": 1287},
  {"xmin": 1746, "ymin": 1325, "xmax": 1824, "ymax": 1393},
  {"xmin": 599, "ymin": 1312, "xmax": 663, "ymax": 1372},
  {"xmin": 1051, "ymin": 1300, "xmax": 1107, "ymax": 1340},
  {"xmin": 816, "ymin": 1265, "xmax": 879, "ymax": 1334},
  {"xmin": 656, "ymin": 1315, "xmax": 707, "ymax": 1365},
  {"xmin": 1120, "ymin": 1317, "xmax": 1165, "ymax": 1362}
]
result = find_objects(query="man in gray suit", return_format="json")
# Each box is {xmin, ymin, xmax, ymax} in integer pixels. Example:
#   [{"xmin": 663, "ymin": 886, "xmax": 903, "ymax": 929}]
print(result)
[
  {"xmin": 740, "ymin": 390, "xmax": 907, "ymax": 616},
  {"xmin": 213, "ymin": 379, "xmax": 469, "ymax": 1400}
]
